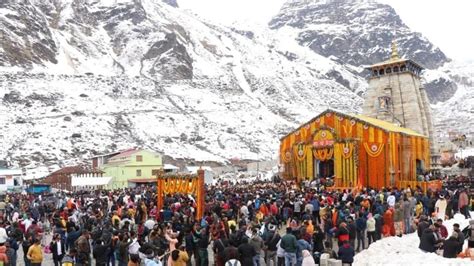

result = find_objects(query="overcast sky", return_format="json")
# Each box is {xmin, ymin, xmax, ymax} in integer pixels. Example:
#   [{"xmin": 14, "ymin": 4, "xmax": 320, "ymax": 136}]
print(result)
[{"xmin": 179, "ymin": 0, "xmax": 474, "ymax": 62}]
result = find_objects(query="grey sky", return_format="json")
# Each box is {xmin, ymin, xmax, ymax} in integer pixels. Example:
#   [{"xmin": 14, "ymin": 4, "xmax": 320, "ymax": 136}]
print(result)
[{"xmin": 179, "ymin": 0, "xmax": 474, "ymax": 62}]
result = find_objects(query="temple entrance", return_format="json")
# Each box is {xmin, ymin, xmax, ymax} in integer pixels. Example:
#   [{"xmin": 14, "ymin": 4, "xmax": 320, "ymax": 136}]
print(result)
[
  {"xmin": 319, "ymin": 159, "xmax": 334, "ymax": 177},
  {"xmin": 313, "ymin": 158, "xmax": 334, "ymax": 178},
  {"xmin": 416, "ymin": 159, "xmax": 424, "ymax": 175}
]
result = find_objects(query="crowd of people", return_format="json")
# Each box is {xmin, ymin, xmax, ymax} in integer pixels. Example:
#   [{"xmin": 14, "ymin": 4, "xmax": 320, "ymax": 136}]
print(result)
[{"xmin": 0, "ymin": 178, "xmax": 471, "ymax": 266}]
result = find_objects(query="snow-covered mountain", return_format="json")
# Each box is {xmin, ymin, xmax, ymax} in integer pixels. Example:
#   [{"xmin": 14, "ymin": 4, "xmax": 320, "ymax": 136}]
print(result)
[
  {"xmin": 0, "ymin": 0, "xmax": 472, "ymax": 171},
  {"xmin": 268, "ymin": 0, "xmax": 474, "ymax": 141}
]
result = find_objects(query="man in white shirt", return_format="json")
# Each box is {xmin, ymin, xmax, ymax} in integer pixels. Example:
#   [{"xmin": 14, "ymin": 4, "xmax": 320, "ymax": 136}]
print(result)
[
  {"xmin": 387, "ymin": 193, "xmax": 396, "ymax": 207},
  {"xmin": 435, "ymin": 195, "xmax": 447, "ymax": 221},
  {"xmin": 21, "ymin": 216, "xmax": 33, "ymax": 233},
  {"xmin": 128, "ymin": 232, "xmax": 141, "ymax": 256},
  {"xmin": 240, "ymin": 205, "xmax": 249, "ymax": 221}
]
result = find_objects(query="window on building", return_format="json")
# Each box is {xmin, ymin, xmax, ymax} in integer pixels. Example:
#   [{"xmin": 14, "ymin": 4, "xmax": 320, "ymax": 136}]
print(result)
[
  {"xmin": 378, "ymin": 96, "xmax": 391, "ymax": 111},
  {"xmin": 136, "ymin": 169, "xmax": 142, "ymax": 177},
  {"xmin": 379, "ymin": 69, "xmax": 385, "ymax": 75},
  {"xmin": 136, "ymin": 155, "xmax": 143, "ymax": 162},
  {"xmin": 0, "ymin": 177, "xmax": 5, "ymax": 185},
  {"xmin": 393, "ymin": 66, "xmax": 399, "ymax": 72},
  {"xmin": 152, "ymin": 169, "xmax": 159, "ymax": 176},
  {"xmin": 386, "ymin": 67, "xmax": 392, "ymax": 74},
  {"xmin": 400, "ymin": 65, "xmax": 406, "ymax": 72}
]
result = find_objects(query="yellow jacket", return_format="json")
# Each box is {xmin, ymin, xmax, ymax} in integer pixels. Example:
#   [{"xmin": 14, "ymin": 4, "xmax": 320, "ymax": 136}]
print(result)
[{"xmin": 27, "ymin": 244, "xmax": 43, "ymax": 264}]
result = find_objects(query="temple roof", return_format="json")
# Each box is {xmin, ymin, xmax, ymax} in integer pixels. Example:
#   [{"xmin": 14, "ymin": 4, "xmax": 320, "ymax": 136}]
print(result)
[
  {"xmin": 350, "ymin": 113, "xmax": 425, "ymax": 137},
  {"xmin": 280, "ymin": 109, "xmax": 427, "ymax": 140}
]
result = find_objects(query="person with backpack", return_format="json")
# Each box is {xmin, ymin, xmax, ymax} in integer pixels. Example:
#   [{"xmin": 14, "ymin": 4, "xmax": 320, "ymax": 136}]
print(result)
[
  {"xmin": 61, "ymin": 248, "xmax": 77, "ymax": 266},
  {"xmin": 337, "ymin": 240, "xmax": 355, "ymax": 265},
  {"xmin": 249, "ymin": 228, "xmax": 264, "ymax": 266},
  {"xmin": 213, "ymin": 231, "xmax": 229, "ymax": 266},
  {"xmin": 280, "ymin": 227, "xmax": 297, "ymax": 266},
  {"xmin": 264, "ymin": 224, "xmax": 280, "ymax": 266}
]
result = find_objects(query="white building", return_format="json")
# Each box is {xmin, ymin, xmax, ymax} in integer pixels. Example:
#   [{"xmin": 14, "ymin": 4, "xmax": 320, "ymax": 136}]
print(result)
[{"xmin": 0, "ymin": 168, "xmax": 23, "ymax": 192}]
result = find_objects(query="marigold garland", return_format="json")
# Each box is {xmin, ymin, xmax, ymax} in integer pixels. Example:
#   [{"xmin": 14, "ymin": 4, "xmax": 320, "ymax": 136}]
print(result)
[
  {"xmin": 313, "ymin": 147, "xmax": 334, "ymax": 161},
  {"xmin": 363, "ymin": 142, "xmax": 385, "ymax": 157},
  {"xmin": 295, "ymin": 144, "xmax": 307, "ymax": 162},
  {"xmin": 342, "ymin": 142, "xmax": 354, "ymax": 159}
]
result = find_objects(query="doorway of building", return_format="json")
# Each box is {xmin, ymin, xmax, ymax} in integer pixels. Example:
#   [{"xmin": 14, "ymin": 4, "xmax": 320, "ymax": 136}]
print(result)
[
  {"xmin": 416, "ymin": 159, "xmax": 424, "ymax": 175},
  {"xmin": 319, "ymin": 159, "xmax": 334, "ymax": 177},
  {"xmin": 313, "ymin": 158, "xmax": 334, "ymax": 178}
]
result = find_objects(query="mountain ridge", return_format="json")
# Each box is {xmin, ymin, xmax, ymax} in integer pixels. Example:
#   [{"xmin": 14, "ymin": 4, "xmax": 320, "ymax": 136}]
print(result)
[{"xmin": 0, "ymin": 0, "xmax": 472, "ymax": 174}]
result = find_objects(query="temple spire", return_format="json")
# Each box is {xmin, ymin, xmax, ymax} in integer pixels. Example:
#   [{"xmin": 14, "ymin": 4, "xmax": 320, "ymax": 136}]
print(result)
[{"xmin": 390, "ymin": 40, "xmax": 400, "ymax": 61}]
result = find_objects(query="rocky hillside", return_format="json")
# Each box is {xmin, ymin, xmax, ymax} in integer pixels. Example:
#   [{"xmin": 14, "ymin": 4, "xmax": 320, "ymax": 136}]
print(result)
[
  {"xmin": 268, "ymin": 0, "xmax": 473, "ymax": 141},
  {"xmin": 0, "ymin": 0, "xmax": 472, "ymax": 172}
]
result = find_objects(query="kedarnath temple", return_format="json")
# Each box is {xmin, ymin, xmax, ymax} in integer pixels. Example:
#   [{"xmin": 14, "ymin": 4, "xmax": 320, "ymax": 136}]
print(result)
[{"xmin": 280, "ymin": 42, "xmax": 439, "ymax": 190}]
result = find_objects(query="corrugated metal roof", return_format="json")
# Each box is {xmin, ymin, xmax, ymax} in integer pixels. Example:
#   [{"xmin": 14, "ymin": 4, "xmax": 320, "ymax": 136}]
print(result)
[
  {"xmin": 281, "ymin": 109, "xmax": 427, "ymax": 140},
  {"xmin": 351, "ymin": 113, "xmax": 426, "ymax": 137}
]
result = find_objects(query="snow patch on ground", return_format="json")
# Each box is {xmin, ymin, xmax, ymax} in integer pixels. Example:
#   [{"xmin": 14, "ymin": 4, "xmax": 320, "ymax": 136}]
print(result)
[{"xmin": 354, "ymin": 212, "xmax": 474, "ymax": 266}]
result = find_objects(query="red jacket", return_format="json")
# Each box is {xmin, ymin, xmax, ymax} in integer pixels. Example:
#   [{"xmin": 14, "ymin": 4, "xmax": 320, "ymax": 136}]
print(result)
[{"xmin": 438, "ymin": 225, "xmax": 448, "ymax": 238}]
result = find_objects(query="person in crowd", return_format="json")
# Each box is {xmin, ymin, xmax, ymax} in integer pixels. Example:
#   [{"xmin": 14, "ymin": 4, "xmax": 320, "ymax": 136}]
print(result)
[
  {"xmin": 337, "ymin": 240, "xmax": 355, "ymax": 266},
  {"xmin": 366, "ymin": 213, "xmax": 376, "ymax": 245},
  {"xmin": 458, "ymin": 189, "xmax": 471, "ymax": 219},
  {"xmin": 264, "ymin": 224, "xmax": 280, "ymax": 266},
  {"xmin": 467, "ymin": 220, "xmax": 474, "ymax": 248},
  {"xmin": 237, "ymin": 238, "xmax": 256, "ymax": 266},
  {"xmin": 0, "ymin": 176, "xmax": 468, "ymax": 265},
  {"xmin": 436, "ymin": 219, "xmax": 448, "ymax": 239},
  {"xmin": 419, "ymin": 224, "xmax": 442, "ymax": 253},
  {"xmin": 26, "ymin": 238, "xmax": 43, "ymax": 266},
  {"xmin": 452, "ymin": 223, "xmax": 465, "ymax": 254},
  {"xmin": 171, "ymin": 246, "xmax": 189, "ymax": 266},
  {"xmin": 249, "ymin": 228, "xmax": 264, "ymax": 266},
  {"xmin": 347, "ymin": 217, "xmax": 357, "ymax": 248},
  {"xmin": 322, "ymin": 240, "xmax": 337, "ymax": 259},
  {"xmin": 435, "ymin": 194, "xmax": 447, "ymax": 221},
  {"xmin": 312, "ymin": 225, "xmax": 325, "ymax": 253},
  {"xmin": 280, "ymin": 227, "xmax": 297, "ymax": 266},
  {"xmin": 416, "ymin": 215, "xmax": 429, "ymax": 241},
  {"xmin": 355, "ymin": 212, "xmax": 366, "ymax": 252},
  {"xmin": 443, "ymin": 232, "xmax": 461, "ymax": 258},
  {"xmin": 393, "ymin": 203, "xmax": 404, "ymax": 237},
  {"xmin": 50, "ymin": 233, "xmax": 66, "ymax": 266}
]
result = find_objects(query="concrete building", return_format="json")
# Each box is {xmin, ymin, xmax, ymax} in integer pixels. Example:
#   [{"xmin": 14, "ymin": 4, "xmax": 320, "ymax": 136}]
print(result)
[
  {"xmin": 102, "ymin": 149, "xmax": 163, "ymax": 189},
  {"xmin": 0, "ymin": 168, "xmax": 23, "ymax": 192},
  {"xmin": 363, "ymin": 41, "xmax": 438, "ymax": 168}
]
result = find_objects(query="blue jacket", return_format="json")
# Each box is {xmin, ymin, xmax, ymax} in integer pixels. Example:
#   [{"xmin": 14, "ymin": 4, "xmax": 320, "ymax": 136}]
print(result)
[
  {"xmin": 296, "ymin": 239, "xmax": 311, "ymax": 260},
  {"xmin": 311, "ymin": 199, "xmax": 320, "ymax": 211},
  {"xmin": 338, "ymin": 243, "xmax": 355, "ymax": 263},
  {"xmin": 356, "ymin": 217, "xmax": 367, "ymax": 231}
]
